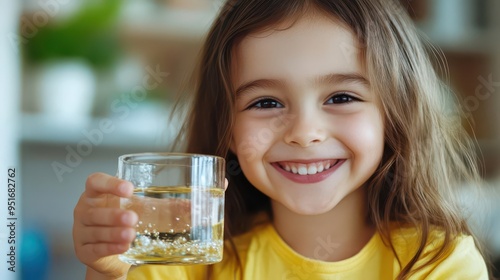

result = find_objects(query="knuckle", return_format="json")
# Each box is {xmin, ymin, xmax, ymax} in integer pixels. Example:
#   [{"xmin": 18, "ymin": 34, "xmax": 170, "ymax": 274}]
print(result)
[
  {"xmin": 85, "ymin": 173, "xmax": 101, "ymax": 191},
  {"xmin": 75, "ymin": 244, "xmax": 91, "ymax": 263},
  {"xmin": 74, "ymin": 246, "xmax": 82, "ymax": 259},
  {"xmin": 92, "ymin": 228, "xmax": 103, "ymax": 242},
  {"xmin": 90, "ymin": 228, "xmax": 105, "ymax": 244},
  {"xmin": 92, "ymin": 244, "xmax": 102, "ymax": 256},
  {"xmin": 87, "ymin": 172, "xmax": 101, "ymax": 183},
  {"xmin": 73, "ymin": 207, "xmax": 81, "ymax": 221},
  {"xmin": 73, "ymin": 194, "xmax": 87, "ymax": 218},
  {"xmin": 86, "ymin": 207, "xmax": 96, "ymax": 223}
]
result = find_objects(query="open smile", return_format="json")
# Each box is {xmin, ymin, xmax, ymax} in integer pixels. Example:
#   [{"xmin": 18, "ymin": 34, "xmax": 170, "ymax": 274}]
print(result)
[
  {"xmin": 278, "ymin": 159, "xmax": 339, "ymax": 175},
  {"xmin": 271, "ymin": 159, "xmax": 345, "ymax": 184}
]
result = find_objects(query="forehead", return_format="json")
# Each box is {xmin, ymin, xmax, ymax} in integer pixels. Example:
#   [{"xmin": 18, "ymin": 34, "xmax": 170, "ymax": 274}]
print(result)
[{"xmin": 231, "ymin": 13, "xmax": 364, "ymax": 87}]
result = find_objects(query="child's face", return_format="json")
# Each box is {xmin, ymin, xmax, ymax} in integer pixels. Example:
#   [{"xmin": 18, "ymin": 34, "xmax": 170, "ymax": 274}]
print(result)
[{"xmin": 230, "ymin": 14, "xmax": 384, "ymax": 215}]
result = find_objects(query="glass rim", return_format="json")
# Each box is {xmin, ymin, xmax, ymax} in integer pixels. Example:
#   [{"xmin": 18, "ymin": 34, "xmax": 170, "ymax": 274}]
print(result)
[{"xmin": 118, "ymin": 152, "xmax": 225, "ymax": 165}]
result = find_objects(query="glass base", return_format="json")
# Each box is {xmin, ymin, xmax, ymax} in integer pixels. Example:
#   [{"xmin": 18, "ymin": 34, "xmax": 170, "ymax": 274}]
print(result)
[{"xmin": 118, "ymin": 254, "xmax": 222, "ymax": 265}]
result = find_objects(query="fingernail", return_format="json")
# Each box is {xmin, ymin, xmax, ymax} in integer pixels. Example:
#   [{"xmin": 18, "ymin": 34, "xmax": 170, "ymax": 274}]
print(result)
[
  {"xmin": 121, "ymin": 212, "xmax": 137, "ymax": 226},
  {"xmin": 118, "ymin": 182, "xmax": 131, "ymax": 195}
]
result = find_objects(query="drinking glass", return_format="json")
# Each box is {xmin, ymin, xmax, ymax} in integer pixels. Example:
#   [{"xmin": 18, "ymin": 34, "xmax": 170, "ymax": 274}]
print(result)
[{"xmin": 117, "ymin": 153, "xmax": 225, "ymax": 265}]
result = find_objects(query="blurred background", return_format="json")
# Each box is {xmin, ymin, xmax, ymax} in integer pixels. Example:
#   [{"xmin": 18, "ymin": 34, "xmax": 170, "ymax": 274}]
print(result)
[{"xmin": 0, "ymin": 0, "xmax": 499, "ymax": 279}]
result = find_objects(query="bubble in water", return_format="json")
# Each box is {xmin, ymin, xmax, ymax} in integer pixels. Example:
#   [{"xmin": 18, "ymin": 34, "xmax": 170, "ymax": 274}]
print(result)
[
  {"xmin": 136, "ymin": 235, "xmax": 150, "ymax": 247},
  {"xmin": 119, "ymin": 186, "xmax": 224, "ymax": 265}
]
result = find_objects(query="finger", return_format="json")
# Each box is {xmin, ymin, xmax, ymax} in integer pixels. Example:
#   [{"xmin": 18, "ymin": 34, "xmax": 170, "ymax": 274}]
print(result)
[
  {"xmin": 85, "ymin": 173, "xmax": 134, "ymax": 198},
  {"xmin": 81, "ymin": 208, "xmax": 138, "ymax": 227},
  {"xmin": 224, "ymin": 178, "xmax": 229, "ymax": 190},
  {"xmin": 79, "ymin": 227, "xmax": 136, "ymax": 245},
  {"xmin": 78, "ymin": 242, "xmax": 130, "ymax": 261}
]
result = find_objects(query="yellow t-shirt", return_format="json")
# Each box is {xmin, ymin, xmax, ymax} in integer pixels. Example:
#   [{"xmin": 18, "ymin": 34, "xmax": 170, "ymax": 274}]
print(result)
[{"xmin": 127, "ymin": 223, "xmax": 488, "ymax": 279}]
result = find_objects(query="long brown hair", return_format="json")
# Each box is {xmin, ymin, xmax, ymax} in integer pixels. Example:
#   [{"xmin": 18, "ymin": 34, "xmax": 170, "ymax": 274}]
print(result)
[{"xmin": 174, "ymin": 0, "xmax": 490, "ymax": 278}]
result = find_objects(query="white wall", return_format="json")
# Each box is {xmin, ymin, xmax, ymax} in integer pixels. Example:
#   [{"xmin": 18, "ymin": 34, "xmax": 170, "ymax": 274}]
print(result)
[{"xmin": 0, "ymin": 0, "xmax": 21, "ymax": 279}]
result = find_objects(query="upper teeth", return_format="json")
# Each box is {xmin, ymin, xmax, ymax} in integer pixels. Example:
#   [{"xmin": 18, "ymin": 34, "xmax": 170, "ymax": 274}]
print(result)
[{"xmin": 281, "ymin": 160, "xmax": 337, "ymax": 175}]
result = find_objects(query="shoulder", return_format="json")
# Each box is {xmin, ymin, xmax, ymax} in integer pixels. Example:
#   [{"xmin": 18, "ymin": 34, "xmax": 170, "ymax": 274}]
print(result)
[
  {"xmin": 389, "ymin": 226, "xmax": 488, "ymax": 279},
  {"xmin": 425, "ymin": 234, "xmax": 489, "ymax": 279}
]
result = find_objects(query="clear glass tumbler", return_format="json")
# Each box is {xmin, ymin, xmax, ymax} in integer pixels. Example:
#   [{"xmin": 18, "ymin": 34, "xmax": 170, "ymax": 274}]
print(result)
[{"xmin": 117, "ymin": 153, "xmax": 225, "ymax": 265}]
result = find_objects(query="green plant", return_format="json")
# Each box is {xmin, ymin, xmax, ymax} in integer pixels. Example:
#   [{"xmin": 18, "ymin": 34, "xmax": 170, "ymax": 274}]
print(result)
[{"xmin": 23, "ymin": 0, "xmax": 123, "ymax": 69}]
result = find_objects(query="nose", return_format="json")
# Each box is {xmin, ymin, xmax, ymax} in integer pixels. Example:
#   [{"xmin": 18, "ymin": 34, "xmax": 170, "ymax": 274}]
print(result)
[{"xmin": 283, "ymin": 110, "xmax": 327, "ymax": 147}]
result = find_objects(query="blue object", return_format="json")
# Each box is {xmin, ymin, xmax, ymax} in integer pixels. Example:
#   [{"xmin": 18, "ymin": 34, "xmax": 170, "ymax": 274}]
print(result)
[{"xmin": 20, "ymin": 227, "xmax": 51, "ymax": 280}]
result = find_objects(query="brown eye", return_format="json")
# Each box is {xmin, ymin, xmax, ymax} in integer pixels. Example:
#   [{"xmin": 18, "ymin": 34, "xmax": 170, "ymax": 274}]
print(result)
[
  {"xmin": 248, "ymin": 98, "xmax": 284, "ymax": 109},
  {"xmin": 325, "ymin": 93, "xmax": 358, "ymax": 104}
]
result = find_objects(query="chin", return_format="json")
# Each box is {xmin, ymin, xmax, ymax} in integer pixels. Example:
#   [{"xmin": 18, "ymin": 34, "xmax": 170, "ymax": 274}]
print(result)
[{"xmin": 282, "ymin": 198, "xmax": 339, "ymax": 216}]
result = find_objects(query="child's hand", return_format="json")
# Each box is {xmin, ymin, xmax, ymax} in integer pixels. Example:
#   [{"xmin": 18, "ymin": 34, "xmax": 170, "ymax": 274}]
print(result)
[{"xmin": 73, "ymin": 173, "xmax": 138, "ymax": 279}]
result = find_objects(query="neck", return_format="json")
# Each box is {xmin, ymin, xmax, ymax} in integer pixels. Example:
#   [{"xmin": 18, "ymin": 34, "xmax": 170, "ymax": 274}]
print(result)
[{"xmin": 271, "ymin": 187, "xmax": 374, "ymax": 262}]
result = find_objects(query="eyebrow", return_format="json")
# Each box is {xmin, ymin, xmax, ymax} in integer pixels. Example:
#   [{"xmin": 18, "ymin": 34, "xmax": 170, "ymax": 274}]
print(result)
[
  {"xmin": 235, "ymin": 79, "xmax": 285, "ymax": 96},
  {"xmin": 235, "ymin": 72, "xmax": 370, "ymax": 96},
  {"xmin": 314, "ymin": 73, "xmax": 370, "ymax": 87}
]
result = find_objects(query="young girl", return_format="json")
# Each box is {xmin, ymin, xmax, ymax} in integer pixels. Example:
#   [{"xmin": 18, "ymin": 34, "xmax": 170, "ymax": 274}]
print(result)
[{"xmin": 73, "ymin": 0, "xmax": 491, "ymax": 279}]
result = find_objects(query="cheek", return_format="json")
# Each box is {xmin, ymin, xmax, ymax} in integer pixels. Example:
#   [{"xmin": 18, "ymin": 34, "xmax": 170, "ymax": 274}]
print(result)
[
  {"xmin": 341, "ymin": 109, "xmax": 385, "ymax": 158},
  {"xmin": 231, "ymin": 117, "xmax": 276, "ymax": 163}
]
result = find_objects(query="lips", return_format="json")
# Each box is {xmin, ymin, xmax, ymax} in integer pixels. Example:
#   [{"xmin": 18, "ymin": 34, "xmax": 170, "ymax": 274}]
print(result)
[{"xmin": 272, "ymin": 159, "xmax": 344, "ymax": 184}]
